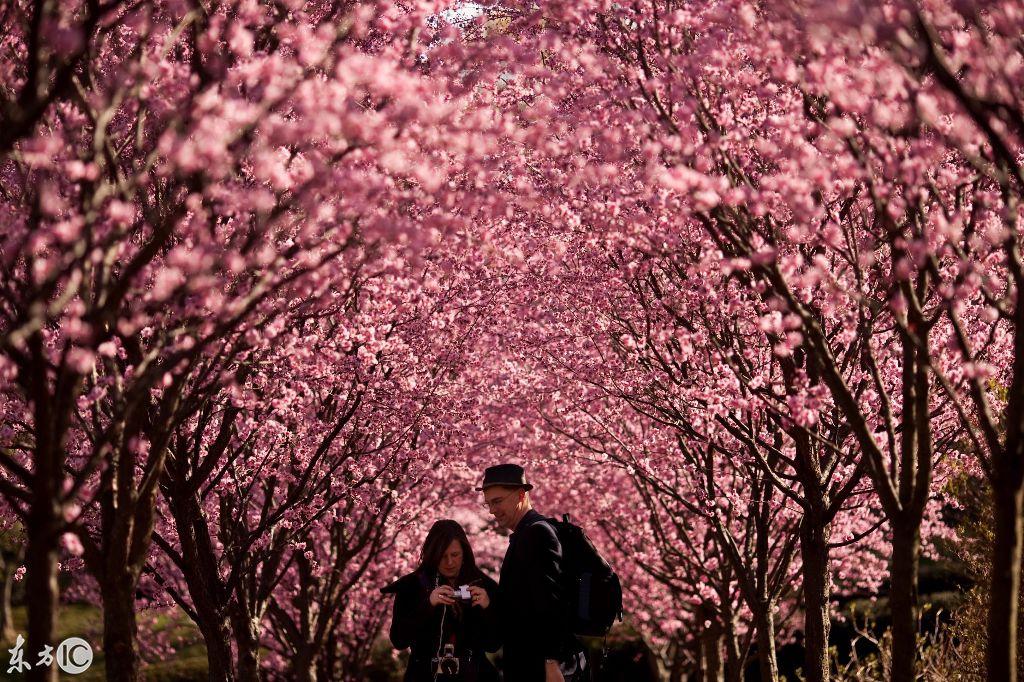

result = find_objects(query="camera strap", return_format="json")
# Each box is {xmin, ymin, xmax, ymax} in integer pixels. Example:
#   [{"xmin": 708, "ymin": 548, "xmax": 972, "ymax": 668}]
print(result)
[
  {"xmin": 432, "ymin": 604, "xmax": 445, "ymax": 682},
  {"xmin": 432, "ymin": 573, "xmax": 448, "ymax": 682}
]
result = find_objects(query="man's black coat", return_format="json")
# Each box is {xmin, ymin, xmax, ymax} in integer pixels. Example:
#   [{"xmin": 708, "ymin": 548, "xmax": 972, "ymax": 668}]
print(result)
[
  {"xmin": 497, "ymin": 509, "xmax": 580, "ymax": 681},
  {"xmin": 382, "ymin": 569, "xmax": 500, "ymax": 682}
]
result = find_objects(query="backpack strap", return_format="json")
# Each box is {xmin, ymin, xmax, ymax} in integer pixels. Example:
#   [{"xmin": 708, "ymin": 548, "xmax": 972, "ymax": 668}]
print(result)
[
  {"xmin": 536, "ymin": 516, "xmax": 560, "ymax": 537},
  {"xmin": 579, "ymin": 572, "xmax": 592, "ymax": 621}
]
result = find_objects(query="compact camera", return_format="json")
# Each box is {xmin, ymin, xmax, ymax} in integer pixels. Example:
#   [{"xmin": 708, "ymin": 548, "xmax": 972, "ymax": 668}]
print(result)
[
  {"xmin": 452, "ymin": 585, "xmax": 472, "ymax": 602},
  {"xmin": 432, "ymin": 643, "xmax": 460, "ymax": 676}
]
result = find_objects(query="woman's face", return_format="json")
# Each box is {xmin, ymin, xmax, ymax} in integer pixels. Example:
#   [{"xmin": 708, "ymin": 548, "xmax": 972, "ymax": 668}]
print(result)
[{"xmin": 438, "ymin": 539, "xmax": 464, "ymax": 580}]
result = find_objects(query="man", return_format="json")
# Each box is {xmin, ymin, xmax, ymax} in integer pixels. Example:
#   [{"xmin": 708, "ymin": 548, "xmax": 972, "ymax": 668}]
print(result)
[{"xmin": 478, "ymin": 463, "xmax": 584, "ymax": 682}]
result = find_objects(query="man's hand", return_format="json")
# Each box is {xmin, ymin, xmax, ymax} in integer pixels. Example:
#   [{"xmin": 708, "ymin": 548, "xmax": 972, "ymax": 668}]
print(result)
[
  {"xmin": 468, "ymin": 586, "xmax": 490, "ymax": 609},
  {"xmin": 545, "ymin": 659, "xmax": 564, "ymax": 682},
  {"xmin": 429, "ymin": 585, "xmax": 455, "ymax": 607}
]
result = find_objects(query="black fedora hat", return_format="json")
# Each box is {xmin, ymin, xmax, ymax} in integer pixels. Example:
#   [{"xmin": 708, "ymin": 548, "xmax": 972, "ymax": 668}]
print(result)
[{"xmin": 475, "ymin": 463, "xmax": 533, "ymax": 492}]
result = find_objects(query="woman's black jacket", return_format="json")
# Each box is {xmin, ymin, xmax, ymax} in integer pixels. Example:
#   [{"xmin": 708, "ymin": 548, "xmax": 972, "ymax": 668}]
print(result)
[{"xmin": 381, "ymin": 568, "xmax": 501, "ymax": 682}]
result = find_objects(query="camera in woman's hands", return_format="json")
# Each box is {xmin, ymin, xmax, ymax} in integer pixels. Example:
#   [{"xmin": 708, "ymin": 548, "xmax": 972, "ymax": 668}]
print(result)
[{"xmin": 452, "ymin": 585, "xmax": 472, "ymax": 602}]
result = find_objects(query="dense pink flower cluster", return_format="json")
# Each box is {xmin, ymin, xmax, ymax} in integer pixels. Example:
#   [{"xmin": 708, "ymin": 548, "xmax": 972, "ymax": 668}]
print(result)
[{"xmin": 2, "ymin": 0, "xmax": 1024, "ymax": 680}]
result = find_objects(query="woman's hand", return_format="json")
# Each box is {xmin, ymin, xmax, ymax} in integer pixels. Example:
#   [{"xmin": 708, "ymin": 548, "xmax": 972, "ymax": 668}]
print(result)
[
  {"xmin": 468, "ymin": 586, "xmax": 490, "ymax": 609},
  {"xmin": 429, "ymin": 585, "xmax": 455, "ymax": 607}
]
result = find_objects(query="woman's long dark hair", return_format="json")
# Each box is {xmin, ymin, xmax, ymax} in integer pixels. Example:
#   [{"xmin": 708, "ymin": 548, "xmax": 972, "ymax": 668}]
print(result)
[{"xmin": 417, "ymin": 519, "xmax": 483, "ymax": 584}]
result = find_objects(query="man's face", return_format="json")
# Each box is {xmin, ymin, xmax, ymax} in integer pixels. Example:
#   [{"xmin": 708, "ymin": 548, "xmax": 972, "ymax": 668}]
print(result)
[{"xmin": 483, "ymin": 486, "xmax": 521, "ymax": 530}]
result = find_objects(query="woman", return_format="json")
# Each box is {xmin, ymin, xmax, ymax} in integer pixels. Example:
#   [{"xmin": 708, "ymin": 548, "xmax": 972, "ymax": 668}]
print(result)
[{"xmin": 381, "ymin": 519, "xmax": 501, "ymax": 682}]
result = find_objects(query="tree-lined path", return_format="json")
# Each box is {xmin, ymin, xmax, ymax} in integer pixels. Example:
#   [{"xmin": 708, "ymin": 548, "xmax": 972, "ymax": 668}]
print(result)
[{"xmin": 1, "ymin": 0, "xmax": 1023, "ymax": 680}]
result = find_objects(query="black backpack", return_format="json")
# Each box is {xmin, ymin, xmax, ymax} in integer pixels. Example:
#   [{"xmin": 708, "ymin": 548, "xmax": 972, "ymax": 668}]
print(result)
[{"xmin": 543, "ymin": 514, "xmax": 623, "ymax": 637}]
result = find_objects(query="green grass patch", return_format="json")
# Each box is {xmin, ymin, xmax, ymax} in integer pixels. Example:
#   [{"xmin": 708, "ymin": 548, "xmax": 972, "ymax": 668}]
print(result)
[{"xmin": 0, "ymin": 604, "xmax": 208, "ymax": 680}]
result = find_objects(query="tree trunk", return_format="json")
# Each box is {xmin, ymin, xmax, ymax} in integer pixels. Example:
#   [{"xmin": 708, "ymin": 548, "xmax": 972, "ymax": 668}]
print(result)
[
  {"xmin": 0, "ymin": 549, "xmax": 19, "ymax": 643},
  {"xmin": 234, "ymin": 612, "xmax": 262, "ymax": 681},
  {"xmin": 701, "ymin": 631, "xmax": 724, "ymax": 682},
  {"xmin": 988, "ymin": 479, "xmax": 1024, "ymax": 682},
  {"xmin": 798, "ymin": 516, "xmax": 831, "ymax": 679},
  {"xmin": 102, "ymin": 577, "xmax": 141, "ymax": 682},
  {"xmin": 196, "ymin": 618, "xmax": 235, "ymax": 682},
  {"xmin": 25, "ymin": 507, "xmax": 59, "ymax": 682},
  {"xmin": 666, "ymin": 638, "xmax": 688, "ymax": 682},
  {"xmin": 754, "ymin": 604, "xmax": 779, "ymax": 682},
  {"xmin": 800, "ymin": 516, "xmax": 831, "ymax": 682},
  {"xmin": 318, "ymin": 630, "xmax": 339, "ymax": 682},
  {"xmin": 292, "ymin": 648, "xmax": 317, "ymax": 682},
  {"xmin": 722, "ymin": 612, "xmax": 742, "ymax": 682},
  {"xmin": 889, "ymin": 517, "xmax": 921, "ymax": 682},
  {"xmin": 165, "ymin": 492, "xmax": 236, "ymax": 681},
  {"xmin": 697, "ymin": 605, "xmax": 724, "ymax": 682}
]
